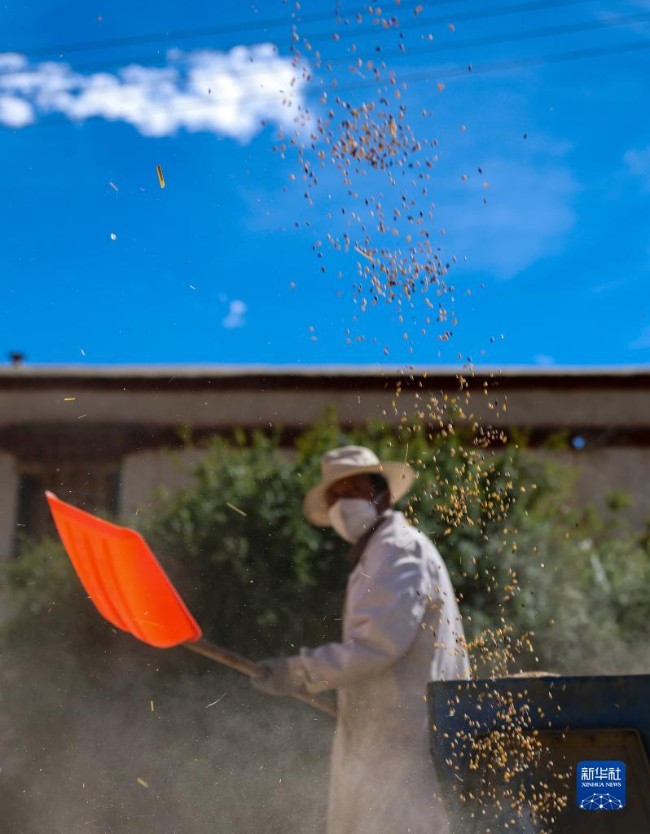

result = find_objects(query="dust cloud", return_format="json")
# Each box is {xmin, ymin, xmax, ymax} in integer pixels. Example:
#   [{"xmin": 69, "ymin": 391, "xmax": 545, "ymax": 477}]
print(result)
[{"xmin": 0, "ymin": 634, "xmax": 331, "ymax": 833}]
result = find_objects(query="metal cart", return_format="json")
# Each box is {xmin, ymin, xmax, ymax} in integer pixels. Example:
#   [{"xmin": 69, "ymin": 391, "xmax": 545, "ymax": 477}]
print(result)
[{"xmin": 428, "ymin": 675, "xmax": 650, "ymax": 833}]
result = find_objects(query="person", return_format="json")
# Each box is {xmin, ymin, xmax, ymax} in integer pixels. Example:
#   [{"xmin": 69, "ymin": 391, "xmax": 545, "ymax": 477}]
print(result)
[{"xmin": 252, "ymin": 445, "xmax": 471, "ymax": 834}]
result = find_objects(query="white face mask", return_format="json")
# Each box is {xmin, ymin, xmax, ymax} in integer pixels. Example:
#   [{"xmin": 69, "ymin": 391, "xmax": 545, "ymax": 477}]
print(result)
[{"xmin": 328, "ymin": 498, "xmax": 378, "ymax": 544}]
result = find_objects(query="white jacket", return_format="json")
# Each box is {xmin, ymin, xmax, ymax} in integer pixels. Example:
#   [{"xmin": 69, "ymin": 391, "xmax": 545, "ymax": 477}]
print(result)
[{"xmin": 288, "ymin": 510, "xmax": 470, "ymax": 834}]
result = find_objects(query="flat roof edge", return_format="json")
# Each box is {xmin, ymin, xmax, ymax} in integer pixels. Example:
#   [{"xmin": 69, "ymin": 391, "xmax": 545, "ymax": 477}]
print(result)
[{"xmin": 1, "ymin": 363, "xmax": 649, "ymax": 380}]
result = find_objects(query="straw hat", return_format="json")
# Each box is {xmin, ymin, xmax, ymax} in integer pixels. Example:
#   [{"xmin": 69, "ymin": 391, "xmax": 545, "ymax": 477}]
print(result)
[{"xmin": 303, "ymin": 445, "xmax": 415, "ymax": 527}]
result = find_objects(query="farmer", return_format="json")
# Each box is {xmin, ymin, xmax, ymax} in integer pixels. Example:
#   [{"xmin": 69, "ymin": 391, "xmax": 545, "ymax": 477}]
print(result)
[{"xmin": 252, "ymin": 445, "xmax": 471, "ymax": 834}]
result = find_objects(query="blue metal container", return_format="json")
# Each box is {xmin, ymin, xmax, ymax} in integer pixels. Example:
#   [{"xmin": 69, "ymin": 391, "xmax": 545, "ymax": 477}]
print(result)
[{"xmin": 428, "ymin": 675, "xmax": 650, "ymax": 832}]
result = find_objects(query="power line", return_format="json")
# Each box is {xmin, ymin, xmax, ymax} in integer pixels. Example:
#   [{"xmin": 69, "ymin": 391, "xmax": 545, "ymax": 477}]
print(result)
[
  {"xmin": 375, "ymin": 8, "xmax": 650, "ymax": 65},
  {"xmin": 321, "ymin": 0, "xmax": 592, "ymax": 46},
  {"xmin": 5, "ymin": 0, "xmax": 589, "ymax": 62},
  {"xmin": 336, "ymin": 32, "xmax": 650, "ymax": 90},
  {"xmin": 5, "ymin": 4, "xmax": 360, "ymax": 57},
  {"xmin": 3, "ymin": 0, "xmax": 477, "ymax": 59},
  {"xmin": 2, "ymin": 6, "xmax": 646, "ymax": 88}
]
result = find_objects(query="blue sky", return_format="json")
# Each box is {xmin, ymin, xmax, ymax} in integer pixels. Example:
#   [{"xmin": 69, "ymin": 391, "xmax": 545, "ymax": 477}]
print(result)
[{"xmin": 1, "ymin": 0, "xmax": 649, "ymax": 367}]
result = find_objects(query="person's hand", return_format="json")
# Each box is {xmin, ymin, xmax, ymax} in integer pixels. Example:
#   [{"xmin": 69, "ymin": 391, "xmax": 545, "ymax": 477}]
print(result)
[{"xmin": 250, "ymin": 657, "xmax": 294, "ymax": 696}]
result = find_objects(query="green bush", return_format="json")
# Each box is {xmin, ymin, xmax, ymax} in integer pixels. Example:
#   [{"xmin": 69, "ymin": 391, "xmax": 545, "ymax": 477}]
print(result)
[
  {"xmin": 4, "ymin": 420, "xmax": 650, "ymax": 675},
  {"xmin": 143, "ymin": 430, "xmax": 346, "ymax": 656},
  {"xmin": 0, "ymin": 535, "xmax": 109, "ymax": 650}
]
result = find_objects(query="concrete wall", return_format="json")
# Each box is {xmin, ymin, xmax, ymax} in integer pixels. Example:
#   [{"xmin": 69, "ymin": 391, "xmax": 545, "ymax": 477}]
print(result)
[
  {"xmin": 0, "ymin": 453, "xmax": 19, "ymax": 563},
  {"xmin": 552, "ymin": 447, "xmax": 650, "ymax": 529},
  {"xmin": 119, "ymin": 447, "xmax": 206, "ymax": 522},
  {"xmin": 118, "ymin": 444, "xmax": 650, "ymax": 536},
  {"xmin": 1, "ymin": 369, "xmax": 648, "ymax": 538},
  {"xmin": 1, "ymin": 385, "xmax": 649, "ymax": 430}
]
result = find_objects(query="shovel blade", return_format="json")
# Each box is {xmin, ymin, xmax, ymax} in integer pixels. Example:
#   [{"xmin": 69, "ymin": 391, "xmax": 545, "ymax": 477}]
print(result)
[{"xmin": 46, "ymin": 491, "xmax": 202, "ymax": 648}]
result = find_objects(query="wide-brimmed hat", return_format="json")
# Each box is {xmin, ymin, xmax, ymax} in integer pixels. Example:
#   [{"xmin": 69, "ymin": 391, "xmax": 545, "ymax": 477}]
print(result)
[{"xmin": 303, "ymin": 445, "xmax": 415, "ymax": 527}]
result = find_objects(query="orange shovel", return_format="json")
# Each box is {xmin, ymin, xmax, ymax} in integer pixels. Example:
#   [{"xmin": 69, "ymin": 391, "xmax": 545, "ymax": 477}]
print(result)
[{"xmin": 45, "ymin": 491, "xmax": 335, "ymax": 717}]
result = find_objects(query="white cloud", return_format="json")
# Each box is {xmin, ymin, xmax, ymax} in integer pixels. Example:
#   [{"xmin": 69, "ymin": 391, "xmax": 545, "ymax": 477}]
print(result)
[
  {"xmin": 623, "ymin": 146, "xmax": 650, "ymax": 190},
  {"xmin": 0, "ymin": 95, "xmax": 33, "ymax": 126},
  {"xmin": 222, "ymin": 299, "xmax": 247, "ymax": 328},
  {"xmin": 0, "ymin": 53, "xmax": 28, "ymax": 71},
  {"xmin": 0, "ymin": 45, "xmax": 310, "ymax": 141},
  {"xmin": 630, "ymin": 326, "xmax": 650, "ymax": 349}
]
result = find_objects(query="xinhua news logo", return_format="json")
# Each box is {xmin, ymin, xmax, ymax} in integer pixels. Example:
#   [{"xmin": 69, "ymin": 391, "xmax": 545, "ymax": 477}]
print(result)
[{"xmin": 576, "ymin": 760, "xmax": 626, "ymax": 810}]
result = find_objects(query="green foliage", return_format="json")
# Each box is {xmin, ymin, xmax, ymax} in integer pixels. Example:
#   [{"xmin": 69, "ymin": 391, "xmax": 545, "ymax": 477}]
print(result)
[
  {"xmin": 474, "ymin": 465, "xmax": 650, "ymax": 673},
  {"xmin": 1, "ymin": 535, "xmax": 108, "ymax": 648},
  {"xmin": 5, "ymin": 535, "xmax": 71, "ymax": 615},
  {"xmin": 4, "ymin": 417, "xmax": 650, "ymax": 676},
  {"xmin": 143, "ymin": 430, "xmax": 346, "ymax": 657}
]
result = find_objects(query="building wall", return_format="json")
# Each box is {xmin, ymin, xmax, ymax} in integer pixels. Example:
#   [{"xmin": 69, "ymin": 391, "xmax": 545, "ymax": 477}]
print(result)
[
  {"xmin": 118, "ymin": 444, "xmax": 650, "ymax": 536},
  {"xmin": 120, "ymin": 447, "xmax": 206, "ymax": 522},
  {"xmin": 553, "ymin": 447, "xmax": 650, "ymax": 529},
  {"xmin": 0, "ymin": 368, "xmax": 648, "ymax": 557},
  {"xmin": 1, "ymin": 384, "xmax": 649, "ymax": 430},
  {"xmin": 0, "ymin": 453, "xmax": 19, "ymax": 561}
]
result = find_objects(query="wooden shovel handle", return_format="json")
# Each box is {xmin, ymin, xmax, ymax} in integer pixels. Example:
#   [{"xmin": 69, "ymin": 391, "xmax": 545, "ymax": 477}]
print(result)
[{"xmin": 184, "ymin": 638, "xmax": 337, "ymax": 718}]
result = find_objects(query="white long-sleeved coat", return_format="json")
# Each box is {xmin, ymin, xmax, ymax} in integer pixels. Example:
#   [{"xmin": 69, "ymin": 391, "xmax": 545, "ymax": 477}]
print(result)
[{"xmin": 287, "ymin": 510, "xmax": 471, "ymax": 834}]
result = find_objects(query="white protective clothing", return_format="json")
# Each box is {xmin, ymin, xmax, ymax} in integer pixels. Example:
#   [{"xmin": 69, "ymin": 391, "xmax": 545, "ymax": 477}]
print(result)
[{"xmin": 287, "ymin": 510, "xmax": 470, "ymax": 834}]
